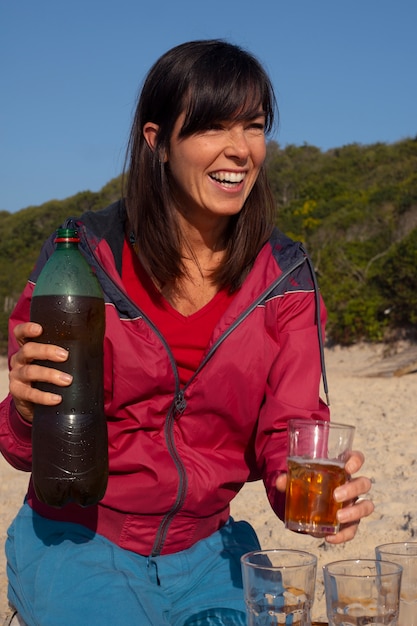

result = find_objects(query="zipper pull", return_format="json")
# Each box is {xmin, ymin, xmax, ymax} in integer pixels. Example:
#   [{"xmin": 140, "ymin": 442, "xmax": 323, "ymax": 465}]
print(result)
[{"xmin": 174, "ymin": 390, "xmax": 187, "ymax": 415}]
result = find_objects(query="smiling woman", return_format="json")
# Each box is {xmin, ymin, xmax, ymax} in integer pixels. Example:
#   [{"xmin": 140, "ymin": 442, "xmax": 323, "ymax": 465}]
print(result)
[
  {"xmin": 120, "ymin": 39, "xmax": 281, "ymax": 319},
  {"xmin": 126, "ymin": 39, "xmax": 278, "ymax": 295},
  {"xmin": 0, "ymin": 39, "xmax": 373, "ymax": 626}
]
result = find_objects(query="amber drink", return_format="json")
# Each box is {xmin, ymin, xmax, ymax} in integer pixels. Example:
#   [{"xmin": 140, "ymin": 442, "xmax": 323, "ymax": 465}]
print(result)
[{"xmin": 285, "ymin": 419, "xmax": 355, "ymax": 537}]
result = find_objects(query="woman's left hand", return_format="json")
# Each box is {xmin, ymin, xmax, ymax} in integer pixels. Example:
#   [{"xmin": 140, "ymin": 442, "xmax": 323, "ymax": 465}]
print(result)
[{"xmin": 275, "ymin": 450, "xmax": 374, "ymax": 544}]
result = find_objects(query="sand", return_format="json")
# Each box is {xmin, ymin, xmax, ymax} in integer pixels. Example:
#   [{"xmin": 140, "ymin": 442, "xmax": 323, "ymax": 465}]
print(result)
[{"xmin": 0, "ymin": 343, "xmax": 416, "ymax": 623}]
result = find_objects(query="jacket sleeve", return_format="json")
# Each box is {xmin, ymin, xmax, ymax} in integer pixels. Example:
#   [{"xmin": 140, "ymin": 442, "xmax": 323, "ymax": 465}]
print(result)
[
  {"xmin": 0, "ymin": 281, "xmax": 36, "ymax": 471},
  {"xmin": 255, "ymin": 288, "xmax": 330, "ymax": 521}
]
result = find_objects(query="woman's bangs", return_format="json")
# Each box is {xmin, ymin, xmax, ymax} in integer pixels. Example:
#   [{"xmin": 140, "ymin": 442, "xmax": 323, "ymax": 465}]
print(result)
[{"xmin": 179, "ymin": 74, "xmax": 274, "ymax": 136}]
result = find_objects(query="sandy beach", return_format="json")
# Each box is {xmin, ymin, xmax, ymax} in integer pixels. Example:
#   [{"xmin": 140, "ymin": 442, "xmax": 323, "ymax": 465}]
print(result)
[{"xmin": 0, "ymin": 342, "xmax": 416, "ymax": 623}]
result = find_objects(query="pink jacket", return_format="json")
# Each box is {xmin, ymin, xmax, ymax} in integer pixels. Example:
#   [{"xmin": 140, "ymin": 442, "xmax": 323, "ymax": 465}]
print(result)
[{"xmin": 0, "ymin": 201, "xmax": 329, "ymax": 556}]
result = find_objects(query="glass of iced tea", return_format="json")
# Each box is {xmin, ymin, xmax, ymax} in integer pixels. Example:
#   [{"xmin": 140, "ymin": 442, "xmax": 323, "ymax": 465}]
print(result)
[{"xmin": 285, "ymin": 419, "xmax": 355, "ymax": 537}]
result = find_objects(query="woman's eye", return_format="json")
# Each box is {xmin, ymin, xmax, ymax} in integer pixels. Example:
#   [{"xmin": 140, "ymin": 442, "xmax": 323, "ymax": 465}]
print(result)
[{"xmin": 248, "ymin": 122, "xmax": 265, "ymax": 132}]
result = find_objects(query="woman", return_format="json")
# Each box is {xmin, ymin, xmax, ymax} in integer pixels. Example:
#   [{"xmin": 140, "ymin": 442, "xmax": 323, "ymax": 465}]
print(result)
[{"xmin": 0, "ymin": 40, "xmax": 373, "ymax": 625}]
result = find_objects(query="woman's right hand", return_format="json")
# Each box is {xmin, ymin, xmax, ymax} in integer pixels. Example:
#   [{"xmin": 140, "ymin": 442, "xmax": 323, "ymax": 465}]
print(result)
[{"xmin": 9, "ymin": 322, "xmax": 73, "ymax": 423}]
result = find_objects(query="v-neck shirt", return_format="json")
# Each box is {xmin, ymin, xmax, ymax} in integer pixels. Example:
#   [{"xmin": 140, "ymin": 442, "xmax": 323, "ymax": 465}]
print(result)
[{"xmin": 122, "ymin": 237, "xmax": 237, "ymax": 385}]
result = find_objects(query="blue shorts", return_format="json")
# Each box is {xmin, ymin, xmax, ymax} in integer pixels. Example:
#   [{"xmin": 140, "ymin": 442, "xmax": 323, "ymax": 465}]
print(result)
[{"xmin": 6, "ymin": 503, "xmax": 261, "ymax": 625}]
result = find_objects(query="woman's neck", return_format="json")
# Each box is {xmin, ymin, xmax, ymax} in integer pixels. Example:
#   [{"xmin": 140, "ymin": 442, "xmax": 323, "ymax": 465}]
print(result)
[{"xmin": 176, "ymin": 211, "xmax": 229, "ymax": 266}]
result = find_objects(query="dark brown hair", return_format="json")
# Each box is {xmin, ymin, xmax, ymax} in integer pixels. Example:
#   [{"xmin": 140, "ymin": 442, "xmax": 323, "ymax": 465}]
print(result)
[{"xmin": 124, "ymin": 39, "xmax": 278, "ymax": 291}]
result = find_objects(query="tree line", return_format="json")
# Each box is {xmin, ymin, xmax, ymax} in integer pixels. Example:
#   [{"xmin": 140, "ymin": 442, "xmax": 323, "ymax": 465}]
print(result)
[{"xmin": 1, "ymin": 137, "xmax": 416, "ymax": 354}]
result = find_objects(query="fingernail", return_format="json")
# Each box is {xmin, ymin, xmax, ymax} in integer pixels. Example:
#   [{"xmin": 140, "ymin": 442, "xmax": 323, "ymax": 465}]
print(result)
[
  {"xmin": 59, "ymin": 373, "xmax": 73, "ymax": 384},
  {"xmin": 56, "ymin": 348, "xmax": 69, "ymax": 360},
  {"xmin": 334, "ymin": 487, "xmax": 347, "ymax": 502},
  {"xmin": 337, "ymin": 509, "xmax": 349, "ymax": 523}
]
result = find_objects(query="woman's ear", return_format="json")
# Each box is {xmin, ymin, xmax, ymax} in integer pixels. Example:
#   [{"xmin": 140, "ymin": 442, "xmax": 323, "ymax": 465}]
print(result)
[
  {"xmin": 143, "ymin": 122, "xmax": 167, "ymax": 162},
  {"xmin": 143, "ymin": 122, "xmax": 159, "ymax": 151}
]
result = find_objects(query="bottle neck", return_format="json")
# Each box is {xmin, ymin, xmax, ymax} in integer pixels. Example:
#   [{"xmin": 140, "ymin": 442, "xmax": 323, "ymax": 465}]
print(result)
[
  {"xmin": 54, "ymin": 230, "xmax": 80, "ymax": 250},
  {"xmin": 55, "ymin": 241, "xmax": 79, "ymax": 250}
]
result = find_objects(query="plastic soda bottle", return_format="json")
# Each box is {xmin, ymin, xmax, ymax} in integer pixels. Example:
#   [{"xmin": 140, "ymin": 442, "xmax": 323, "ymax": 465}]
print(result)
[{"xmin": 30, "ymin": 227, "xmax": 108, "ymax": 507}]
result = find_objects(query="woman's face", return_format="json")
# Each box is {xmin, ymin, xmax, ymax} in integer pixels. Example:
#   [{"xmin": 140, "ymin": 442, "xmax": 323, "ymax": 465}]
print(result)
[{"xmin": 144, "ymin": 111, "xmax": 267, "ymax": 225}]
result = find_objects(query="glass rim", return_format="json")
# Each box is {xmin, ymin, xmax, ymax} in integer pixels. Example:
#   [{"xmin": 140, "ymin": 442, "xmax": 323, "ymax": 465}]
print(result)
[
  {"xmin": 288, "ymin": 418, "xmax": 355, "ymax": 431},
  {"xmin": 241, "ymin": 548, "xmax": 317, "ymax": 569},
  {"xmin": 323, "ymin": 558, "xmax": 403, "ymax": 577},
  {"xmin": 376, "ymin": 541, "xmax": 417, "ymax": 555}
]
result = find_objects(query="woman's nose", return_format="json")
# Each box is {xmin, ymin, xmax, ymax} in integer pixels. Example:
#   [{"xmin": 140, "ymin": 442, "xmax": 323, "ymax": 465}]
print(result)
[{"xmin": 224, "ymin": 127, "xmax": 250, "ymax": 161}]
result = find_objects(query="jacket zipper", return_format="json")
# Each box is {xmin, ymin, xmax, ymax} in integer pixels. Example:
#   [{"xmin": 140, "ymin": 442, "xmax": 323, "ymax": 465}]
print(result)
[{"xmin": 149, "ymin": 400, "xmax": 188, "ymax": 556}]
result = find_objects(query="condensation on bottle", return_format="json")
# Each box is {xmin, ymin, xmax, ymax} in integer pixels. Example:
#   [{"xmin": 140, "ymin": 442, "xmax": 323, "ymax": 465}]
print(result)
[{"xmin": 30, "ymin": 227, "xmax": 108, "ymax": 507}]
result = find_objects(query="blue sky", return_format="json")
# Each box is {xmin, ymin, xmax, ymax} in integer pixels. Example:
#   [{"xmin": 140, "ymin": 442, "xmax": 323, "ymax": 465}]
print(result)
[{"xmin": 1, "ymin": 0, "xmax": 416, "ymax": 213}]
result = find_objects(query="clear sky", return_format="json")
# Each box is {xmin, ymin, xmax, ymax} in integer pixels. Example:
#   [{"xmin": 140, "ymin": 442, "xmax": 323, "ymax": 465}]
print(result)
[{"xmin": 1, "ymin": 0, "xmax": 416, "ymax": 213}]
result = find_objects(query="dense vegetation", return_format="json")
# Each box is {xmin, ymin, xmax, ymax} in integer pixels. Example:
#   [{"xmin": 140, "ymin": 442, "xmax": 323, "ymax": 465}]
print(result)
[
  {"xmin": 1, "ymin": 137, "xmax": 416, "ymax": 354},
  {"xmin": 266, "ymin": 138, "xmax": 417, "ymax": 345}
]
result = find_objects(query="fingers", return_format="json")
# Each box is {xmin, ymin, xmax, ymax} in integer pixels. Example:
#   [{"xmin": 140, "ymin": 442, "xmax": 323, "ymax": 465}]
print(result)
[
  {"xmin": 337, "ymin": 495, "xmax": 375, "ymax": 525},
  {"xmin": 325, "ymin": 496, "xmax": 375, "ymax": 544},
  {"xmin": 10, "ymin": 362, "xmax": 73, "ymax": 396},
  {"xmin": 13, "ymin": 322, "xmax": 43, "ymax": 346},
  {"xmin": 325, "ymin": 522, "xmax": 360, "ymax": 544},
  {"xmin": 326, "ymin": 477, "xmax": 375, "ymax": 544},
  {"xmin": 344, "ymin": 450, "xmax": 365, "ymax": 475},
  {"xmin": 10, "ymin": 360, "xmax": 73, "ymax": 423},
  {"xmin": 9, "ymin": 323, "xmax": 72, "ymax": 423},
  {"xmin": 334, "ymin": 475, "xmax": 372, "ymax": 505},
  {"xmin": 10, "ymin": 346, "xmax": 72, "ymax": 396},
  {"xmin": 275, "ymin": 473, "xmax": 287, "ymax": 493},
  {"xmin": 11, "ymin": 340, "xmax": 69, "ymax": 370},
  {"xmin": 9, "ymin": 377, "xmax": 63, "ymax": 424}
]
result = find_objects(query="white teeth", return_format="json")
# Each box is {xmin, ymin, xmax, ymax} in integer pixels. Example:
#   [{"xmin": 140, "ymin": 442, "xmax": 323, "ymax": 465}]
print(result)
[{"xmin": 210, "ymin": 171, "xmax": 245, "ymax": 183}]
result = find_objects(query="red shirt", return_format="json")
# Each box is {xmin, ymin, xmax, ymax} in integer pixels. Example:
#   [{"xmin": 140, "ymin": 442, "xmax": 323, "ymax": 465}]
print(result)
[{"xmin": 122, "ymin": 238, "xmax": 236, "ymax": 385}]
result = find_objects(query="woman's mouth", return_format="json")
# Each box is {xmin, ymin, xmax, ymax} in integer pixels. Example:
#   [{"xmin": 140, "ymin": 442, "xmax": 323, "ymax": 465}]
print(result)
[{"xmin": 209, "ymin": 171, "xmax": 246, "ymax": 188}]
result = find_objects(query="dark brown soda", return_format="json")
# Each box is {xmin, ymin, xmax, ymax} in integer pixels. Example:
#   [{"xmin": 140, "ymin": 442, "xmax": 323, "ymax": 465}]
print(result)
[{"xmin": 31, "ymin": 294, "xmax": 108, "ymax": 507}]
